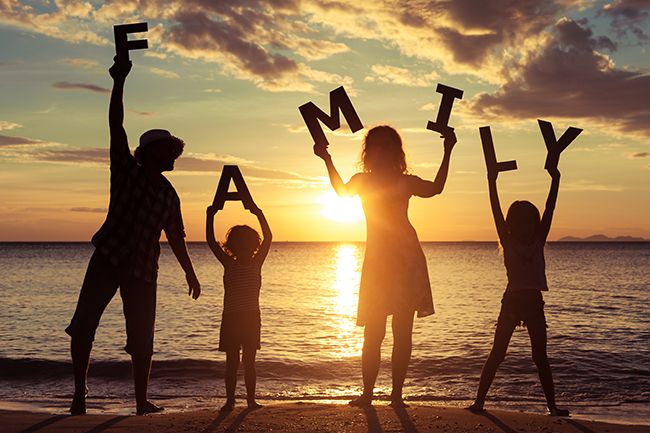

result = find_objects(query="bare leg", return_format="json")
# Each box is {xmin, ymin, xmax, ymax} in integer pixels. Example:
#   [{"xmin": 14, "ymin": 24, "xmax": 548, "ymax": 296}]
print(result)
[
  {"xmin": 222, "ymin": 349, "xmax": 240, "ymax": 411},
  {"xmin": 468, "ymin": 318, "xmax": 516, "ymax": 412},
  {"xmin": 70, "ymin": 338, "xmax": 92, "ymax": 415},
  {"xmin": 242, "ymin": 348, "xmax": 262, "ymax": 409},
  {"xmin": 133, "ymin": 354, "xmax": 162, "ymax": 415},
  {"xmin": 350, "ymin": 315, "xmax": 386, "ymax": 406},
  {"xmin": 389, "ymin": 310, "xmax": 414, "ymax": 407},
  {"xmin": 527, "ymin": 324, "xmax": 569, "ymax": 416}
]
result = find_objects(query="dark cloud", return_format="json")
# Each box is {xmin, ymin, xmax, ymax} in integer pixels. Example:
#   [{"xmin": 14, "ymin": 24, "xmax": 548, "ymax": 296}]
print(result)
[
  {"xmin": 22, "ymin": 146, "xmax": 309, "ymax": 180},
  {"xmin": 470, "ymin": 18, "xmax": 650, "ymax": 136},
  {"xmin": 166, "ymin": 11, "xmax": 298, "ymax": 80},
  {"xmin": 70, "ymin": 207, "xmax": 107, "ymax": 213},
  {"xmin": 437, "ymin": 27, "xmax": 502, "ymax": 66},
  {"xmin": 426, "ymin": 0, "xmax": 564, "ymax": 66},
  {"xmin": 600, "ymin": 0, "xmax": 650, "ymax": 42},
  {"xmin": 52, "ymin": 82, "xmax": 110, "ymax": 94},
  {"xmin": 0, "ymin": 134, "xmax": 42, "ymax": 146},
  {"xmin": 556, "ymin": 17, "xmax": 616, "ymax": 51},
  {"xmin": 632, "ymin": 152, "xmax": 650, "ymax": 158},
  {"xmin": 175, "ymin": 156, "xmax": 307, "ymax": 180},
  {"xmin": 33, "ymin": 148, "xmax": 108, "ymax": 163},
  {"xmin": 128, "ymin": 109, "xmax": 154, "ymax": 116}
]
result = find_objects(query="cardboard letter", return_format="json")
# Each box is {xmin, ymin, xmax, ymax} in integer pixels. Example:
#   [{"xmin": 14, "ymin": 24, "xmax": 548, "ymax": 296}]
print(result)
[
  {"xmin": 299, "ymin": 86, "xmax": 363, "ymax": 148},
  {"xmin": 538, "ymin": 119, "xmax": 582, "ymax": 170},
  {"xmin": 480, "ymin": 126, "xmax": 517, "ymax": 176},
  {"xmin": 212, "ymin": 165, "xmax": 255, "ymax": 210},
  {"xmin": 114, "ymin": 22, "xmax": 149, "ymax": 61},
  {"xmin": 427, "ymin": 83, "xmax": 464, "ymax": 136}
]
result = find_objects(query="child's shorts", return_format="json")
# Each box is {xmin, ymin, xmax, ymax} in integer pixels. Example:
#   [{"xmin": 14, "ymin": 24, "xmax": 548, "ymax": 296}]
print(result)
[
  {"xmin": 497, "ymin": 290, "xmax": 547, "ymax": 329},
  {"xmin": 218, "ymin": 310, "xmax": 261, "ymax": 352}
]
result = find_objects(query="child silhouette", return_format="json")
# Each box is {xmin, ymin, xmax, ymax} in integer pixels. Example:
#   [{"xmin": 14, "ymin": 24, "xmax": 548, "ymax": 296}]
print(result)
[
  {"xmin": 468, "ymin": 165, "xmax": 569, "ymax": 416},
  {"xmin": 206, "ymin": 204, "xmax": 272, "ymax": 412},
  {"xmin": 314, "ymin": 125, "xmax": 456, "ymax": 407}
]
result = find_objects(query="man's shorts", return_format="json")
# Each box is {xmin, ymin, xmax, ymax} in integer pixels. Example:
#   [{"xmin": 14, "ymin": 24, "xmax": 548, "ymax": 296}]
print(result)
[
  {"xmin": 65, "ymin": 250, "xmax": 157, "ymax": 357},
  {"xmin": 497, "ymin": 290, "xmax": 547, "ymax": 329},
  {"xmin": 218, "ymin": 310, "xmax": 261, "ymax": 352}
]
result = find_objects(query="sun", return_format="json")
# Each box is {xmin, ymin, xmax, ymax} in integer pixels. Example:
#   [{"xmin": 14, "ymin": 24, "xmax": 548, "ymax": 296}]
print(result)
[{"xmin": 319, "ymin": 191, "xmax": 364, "ymax": 223}]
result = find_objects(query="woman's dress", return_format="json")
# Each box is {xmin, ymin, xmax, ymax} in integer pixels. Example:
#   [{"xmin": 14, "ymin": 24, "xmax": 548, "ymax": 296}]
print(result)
[{"xmin": 354, "ymin": 173, "xmax": 434, "ymax": 326}]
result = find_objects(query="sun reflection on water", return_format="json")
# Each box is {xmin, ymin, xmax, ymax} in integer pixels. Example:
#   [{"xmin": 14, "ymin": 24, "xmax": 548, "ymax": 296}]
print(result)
[{"xmin": 327, "ymin": 244, "xmax": 363, "ymax": 359}]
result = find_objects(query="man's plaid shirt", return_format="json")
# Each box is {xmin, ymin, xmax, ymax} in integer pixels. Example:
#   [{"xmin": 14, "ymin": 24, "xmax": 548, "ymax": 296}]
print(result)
[{"xmin": 92, "ymin": 130, "xmax": 185, "ymax": 283}]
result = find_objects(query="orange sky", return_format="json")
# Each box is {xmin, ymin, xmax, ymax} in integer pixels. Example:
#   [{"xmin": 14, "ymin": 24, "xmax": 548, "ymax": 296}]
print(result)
[{"xmin": 1, "ymin": 1, "xmax": 649, "ymax": 241}]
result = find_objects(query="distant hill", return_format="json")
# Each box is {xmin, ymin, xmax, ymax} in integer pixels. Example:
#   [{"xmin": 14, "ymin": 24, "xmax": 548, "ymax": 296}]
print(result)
[{"xmin": 557, "ymin": 234, "xmax": 648, "ymax": 242}]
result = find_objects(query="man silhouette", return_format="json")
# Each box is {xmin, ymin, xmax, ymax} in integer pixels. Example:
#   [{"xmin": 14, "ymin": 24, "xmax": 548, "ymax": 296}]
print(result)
[{"xmin": 65, "ymin": 57, "xmax": 201, "ymax": 415}]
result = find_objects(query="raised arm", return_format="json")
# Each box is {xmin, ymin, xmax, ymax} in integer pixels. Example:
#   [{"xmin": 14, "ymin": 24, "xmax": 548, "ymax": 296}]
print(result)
[
  {"xmin": 108, "ymin": 58, "xmax": 132, "ymax": 163},
  {"xmin": 410, "ymin": 131, "xmax": 456, "ymax": 197},
  {"xmin": 539, "ymin": 167, "xmax": 561, "ymax": 241},
  {"xmin": 313, "ymin": 144, "xmax": 357, "ymax": 196},
  {"xmin": 251, "ymin": 205, "xmax": 272, "ymax": 265},
  {"xmin": 206, "ymin": 205, "xmax": 232, "ymax": 266},
  {"xmin": 488, "ymin": 171, "xmax": 508, "ymax": 244}
]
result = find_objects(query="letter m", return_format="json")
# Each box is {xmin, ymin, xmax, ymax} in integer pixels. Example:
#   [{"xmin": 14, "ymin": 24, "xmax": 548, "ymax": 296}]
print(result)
[{"xmin": 299, "ymin": 86, "xmax": 363, "ymax": 147}]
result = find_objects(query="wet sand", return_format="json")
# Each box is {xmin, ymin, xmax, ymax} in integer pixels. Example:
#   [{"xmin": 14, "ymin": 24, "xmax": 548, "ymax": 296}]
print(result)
[{"xmin": 1, "ymin": 402, "xmax": 648, "ymax": 433}]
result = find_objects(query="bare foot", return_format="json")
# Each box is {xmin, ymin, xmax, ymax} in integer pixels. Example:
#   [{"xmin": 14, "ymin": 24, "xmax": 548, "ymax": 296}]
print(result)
[
  {"xmin": 466, "ymin": 402, "xmax": 486, "ymax": 413},
  {"xmin": 69, "ymin": 387, "xmax": 88, "ymax": 415},
  {"xmin": 247, "ymin": 401, "xmax": 263, "ymax": 410},
  {"xmin": 349, "ymin": 394, "xmax": 373, "ymax": 407},
  {"xmin": 389, "ymin": 397, "xmax": 409, "ymax": 408},
  {"xmin": 549, "ymin": 407, "xmax": 570, "ymax": 417},
  {"xmin": 136, "ymin": 401, "xmax": 164, "ymax": 416},
  {"xmin": 220, "ymin": 400, "xmax": 235, "ymax": 412},
  {"xmin": 69, "ymin": 395, "xmax": 86, "ymax": 415}
]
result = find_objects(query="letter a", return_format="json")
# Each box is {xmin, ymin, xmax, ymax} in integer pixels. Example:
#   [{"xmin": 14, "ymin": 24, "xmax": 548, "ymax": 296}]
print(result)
[
  {"xmin": 212, "ymin": 165, "xmax": 255, "ymax": 210},
  {"xmin": 298, "ymin": 86, "xmax": 363, "ymax": 148},
  {"xmin": 114, "ymin": 22, "xmax": 148, "ymax": 61}
]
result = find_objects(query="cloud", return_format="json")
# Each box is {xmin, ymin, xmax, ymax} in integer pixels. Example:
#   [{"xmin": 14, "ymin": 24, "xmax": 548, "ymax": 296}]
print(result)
[
  {"xmin": 631, "ymin": 152, "xmax": 650, "ymax": 158},
  {"xmin": 600, "ymin": 0, "xmax": 650, "ymax": 42},
  {"xmin": 0, "ymin": 0, "xmax": 110, "ymax": 45},
  {"xmin": 303, "ymin": 0, "xmax": 574, "ymax": 82},
  {"xmin": 52, "ymin": 81, "xmax": 110, "ymax": 94},
  {"xmin": 149, "ymin": 67, "xmax": 180, "ymax": 79},
  {"xmin": 0, "ymin": 121, "xmax": 22, "ymax": 131},
  {"xmin": 0, "ymin": 0, "xmax": 637, "ymax": 96},
  {"xmin": 30, "ymin": 147, "xmax": 108, "ymax": 164},
  {"xmin": 469, "ymin": 18, "xmax": 650, "ymax": 137},
  {"xmin": 5, "ymin": 144, "xmax": 314, "ymax": 182},
  {"xmin": 203, "ymin": 88, "xmax": 222, "ymax": 93},
  {"xmin": 61, "ymin": 58, "xmax": 99, "ymax": 69},
  {"xmin": 365, "ymin": 65, "xmax": 438, "ymax": 87},
  {"xmin": 161, "ymin": 7, "xmax": 344, "ymax": 92},
  {"xmin": 70, "ymin": 207, "xmax": 107, "ymax": 213},
  {"xmin": 0, "ymin": 134, "xmax": 42, "ymax": 147},
  {"xmin": 0, "ymin": 135, "xmax": 42, "ymax": 147},
  {"xmin": 128, "ymin": 109, "xmax": 154, "ymax": 116}
]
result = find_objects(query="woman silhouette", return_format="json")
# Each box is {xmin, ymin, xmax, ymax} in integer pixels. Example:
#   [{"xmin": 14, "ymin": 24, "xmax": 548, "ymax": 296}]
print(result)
[{"xmin": 314, "ymin": 125, "xmax": 456, "ymax": 406}]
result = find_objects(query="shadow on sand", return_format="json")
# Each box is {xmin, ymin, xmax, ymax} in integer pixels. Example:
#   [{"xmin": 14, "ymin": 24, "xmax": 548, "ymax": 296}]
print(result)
[
  {"xmin": 480, "ymin": 411, "xmax": 519, "ymax": 433},
  {"xmin": 392, "ymin": 406, "xmax": 419, "ymax": 433}
]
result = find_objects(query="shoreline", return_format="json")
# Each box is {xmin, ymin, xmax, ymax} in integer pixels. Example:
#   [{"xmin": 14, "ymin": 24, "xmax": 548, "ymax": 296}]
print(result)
[
  {"xmin": 1, "ymin": 402, "xmax": 649, "ymax": 433},
  {"xmin": 0, "ymin": 398, "xmax": 650, "ymax": 433}
]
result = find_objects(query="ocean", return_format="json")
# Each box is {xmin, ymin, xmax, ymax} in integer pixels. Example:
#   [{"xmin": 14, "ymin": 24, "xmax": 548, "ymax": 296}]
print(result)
[{"xmin": 0, "ymin": 242, "xmax": 649, "ymax": 424}]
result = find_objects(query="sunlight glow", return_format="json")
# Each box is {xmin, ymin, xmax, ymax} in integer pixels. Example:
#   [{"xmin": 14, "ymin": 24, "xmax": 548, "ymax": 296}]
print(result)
[
  {"xmin": 328, "ymin": 244, "xmax": 363, "ymax": 358},
  {"xmin": 319, "ymin": 191, "xmax": 364, "ymax": 223}
]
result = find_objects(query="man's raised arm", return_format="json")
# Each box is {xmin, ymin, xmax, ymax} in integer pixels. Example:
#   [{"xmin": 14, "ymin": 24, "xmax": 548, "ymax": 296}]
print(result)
[{"xmin": 108, "ymin": 58, "xmax": 132, "ymax": 164}]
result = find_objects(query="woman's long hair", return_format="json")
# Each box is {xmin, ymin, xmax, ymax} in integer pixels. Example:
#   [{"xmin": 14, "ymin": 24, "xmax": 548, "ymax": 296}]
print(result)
[{"xmin": 360, "ymin": 125, "xmax": 407, "ymax": 174}]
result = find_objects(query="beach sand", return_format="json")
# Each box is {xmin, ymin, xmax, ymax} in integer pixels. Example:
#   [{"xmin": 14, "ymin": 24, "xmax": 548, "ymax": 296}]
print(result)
[{"xmin": 1, "ymin": 403, "xmax": 648, "ymax": 433}]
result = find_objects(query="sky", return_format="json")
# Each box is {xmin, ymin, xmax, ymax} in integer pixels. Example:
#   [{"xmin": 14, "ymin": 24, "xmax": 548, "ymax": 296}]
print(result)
[{"xmin": 0, "ymin": 0, "xmax": 648, "ymax": 242}]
